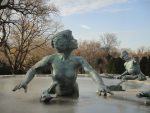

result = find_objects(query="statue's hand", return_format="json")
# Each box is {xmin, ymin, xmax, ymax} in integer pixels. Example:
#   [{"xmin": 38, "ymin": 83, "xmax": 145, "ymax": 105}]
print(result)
[
  {"xmin": 137, "ymin": 75, "xmax": 147, "ymax": 81},
  {"xmin": 97, "ymin": 85, "xmax": 114, "ymax": 96},
  {"xmin": 12, "ymin": 83, "xmax": 28, "ymax": 93},
  {"xmin": 116, "ymin": 75, "xmax": 122, "ymax": 79}
]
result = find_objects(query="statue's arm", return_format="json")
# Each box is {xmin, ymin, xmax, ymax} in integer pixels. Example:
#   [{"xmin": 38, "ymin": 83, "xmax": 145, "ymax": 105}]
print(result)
[
  {"xmin": 121, "ymin": 70, "xmax": 128, "ymax": 76},
  {"xmin": 78, "ymin": 57, "xmax": 112, "ymax": 95},
  {"xmin": 13, "ymin": 55, "xmax": 53, "ymax": 92},
  {"xmin": 116, "ymin": 70, "xmax": 128, "ymax": 79},
  {"xmin": 22, "ymin": 55, "xmax": 52, "ymax": 85}
]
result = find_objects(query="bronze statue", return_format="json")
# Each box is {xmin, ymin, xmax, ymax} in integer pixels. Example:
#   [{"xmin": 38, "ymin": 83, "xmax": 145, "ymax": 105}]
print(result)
[
  {"xmin": 136, "ymin": 91, "xmax": 150, "ymax": 98},
  {"xmin": 13, "ymin": 30, "xmax": 112, "ymax": 103},
  {"xmin": 117, "ymin": 50, "xmax": 147, "ymax": 81}
]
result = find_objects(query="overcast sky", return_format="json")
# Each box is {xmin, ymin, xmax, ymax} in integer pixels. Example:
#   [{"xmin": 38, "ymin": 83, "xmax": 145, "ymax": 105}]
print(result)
[{"xmin": 51, "ymin": 0, "xmax": 150, "ymax": 50}]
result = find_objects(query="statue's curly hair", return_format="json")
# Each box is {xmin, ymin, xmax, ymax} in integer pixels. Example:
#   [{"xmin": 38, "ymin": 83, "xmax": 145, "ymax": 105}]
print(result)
[
  {"xmin": 120, "ymin": 50, "xmax": 128, "ymax": 59},
  {"xmin": 51, "ymin": 30, "xmax": 72, "ymax": 48}
]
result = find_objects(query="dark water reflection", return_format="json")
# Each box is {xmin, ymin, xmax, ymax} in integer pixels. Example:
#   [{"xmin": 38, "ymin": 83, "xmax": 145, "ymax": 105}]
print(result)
[{"xmin": 0, "ymin": 76, "xmax": 149, "ymax": 113}]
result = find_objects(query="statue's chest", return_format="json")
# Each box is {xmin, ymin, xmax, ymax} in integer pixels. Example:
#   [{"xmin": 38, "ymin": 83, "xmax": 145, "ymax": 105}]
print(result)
[
  {"xmin": 124, "ymin": 60, "xmax": 138, "ymax": 72},
  {"xmin": 125, "ymin": 61, "xmax": 133, "ymax": 70},
  {"xmin": 52, "ymin": 60, "xmax": 78, "ymax": 71},
  {"xmin": 51, "ymin": 59, "xmax": 79, "ymax": 80}
]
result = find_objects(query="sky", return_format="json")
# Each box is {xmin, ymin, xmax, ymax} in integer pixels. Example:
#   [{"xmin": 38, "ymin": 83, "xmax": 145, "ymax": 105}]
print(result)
[{"xmin": 51, "ymin": 0, "xmax": 150, "ymax": 50}]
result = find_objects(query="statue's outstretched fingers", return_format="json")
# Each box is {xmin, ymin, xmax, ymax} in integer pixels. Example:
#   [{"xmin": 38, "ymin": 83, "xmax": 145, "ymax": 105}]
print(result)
[
  {"xmin": 97, "ymin": 90, "xmax": 102, "ymax": 96},
  {"xmin": 104, "ymin": 92, "xmax": 107, "ymax": 96},
  {"xmin": 12, "ymin": 86, "xmax": 16, "ymax": 92},
  {"xmin": 104, "ymin": 86, "xmax": 114, "ymax": 95},
  {"xmin": 23, "ymin": 85, "xmax": 28, "ymax": 93},
  {"xmin": 12, "ymin": 84, "xmax": 21, "ymax": 92},
  {"xmin": 136, "ymin": 92, "xmax": 142, "ymax": 98},
  {"xmin": 107, "ymin": 90, "xmax": 114, "ymax": 95},
  {"xmin": 98, "ymin": 90, "xmax": 107, "ymax": 96}
]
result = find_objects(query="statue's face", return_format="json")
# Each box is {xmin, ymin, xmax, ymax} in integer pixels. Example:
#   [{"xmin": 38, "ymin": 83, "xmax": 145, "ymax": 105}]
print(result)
[
  {"xmin": 121, "ymin": 51, "xmax": 129, "ymax": 61},
  {"xmin": 69, "ymin": 36, "xmax": 78, "ymax": 50},
  {"xmin": 52, "ymin": 32, "xmax": 78, "ymax": 52},
  {"xmin": 122, "ymin": 54, "xmax": 129, "ymax": 61}
]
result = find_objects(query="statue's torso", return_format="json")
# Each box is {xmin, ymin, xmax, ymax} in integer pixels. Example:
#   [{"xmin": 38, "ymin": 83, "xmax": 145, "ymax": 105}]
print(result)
[
  {"xmin": 124, "ymin": 59, "xmax": 140, "ymax": 74},
  {"xmin": 51, "ymin": 55, "xmax": 81, "ymax": 87}
]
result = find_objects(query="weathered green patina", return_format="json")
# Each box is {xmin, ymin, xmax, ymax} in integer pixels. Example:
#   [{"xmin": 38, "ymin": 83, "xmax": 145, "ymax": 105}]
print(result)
[
  {"xmin": 13, "ymin": 30, "xmax": 112, "ymax": 103},
  {"xmin": 136, "ymin": 90, "xmax": 150, "ymax": 98},
  {"xmin": 117, "ymin": 50, "xmax": 147, "ymax": 81}
]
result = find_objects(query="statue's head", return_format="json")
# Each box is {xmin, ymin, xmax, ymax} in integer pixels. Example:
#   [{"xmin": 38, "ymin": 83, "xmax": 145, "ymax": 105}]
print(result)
[
  {"xmin": 51, "ymin": 30, "xmax": 78, "ymax": 52},
  {"xmin": 120, "ymin": 50, "xmax": 130, "ymax": 61}
]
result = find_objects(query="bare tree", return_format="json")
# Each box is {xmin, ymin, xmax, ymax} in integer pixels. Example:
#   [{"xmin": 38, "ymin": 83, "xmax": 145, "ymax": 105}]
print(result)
[
  {"xmin": 25, "ymin": 42, "xmax": 55, "ymax": 70},
  {"xmin": 0, "ymin": 0, "xmax": 61, "ymax": 73},
  {"xmin": 1, "ymin": 13, "xmax": 62, "ymax": 74},
  {"xmin": 100, "ymin": 33, "xmax": 120, "ymax": 59},
  {"xmin": 98, "ymin": 33, "xmax": 120, "ymax": 73},
  {"xmin": 137, "ymin": 46, "xmax": 146, "ymax": 58},
  {"xmin": 0, "ymin": 0, "xmax": 58, "ymax": 47},
  {"xmin": 0, "ymin": 0, "xmax": 58, "ymax": 23},
  {"xmin": 74, "ymin": 40, "xmax": 102, "ymax": 73}
]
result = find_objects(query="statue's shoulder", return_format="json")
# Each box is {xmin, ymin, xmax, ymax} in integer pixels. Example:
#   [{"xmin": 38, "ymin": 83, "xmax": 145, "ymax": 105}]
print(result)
[
  {"xmin": 124, "ymin": 59, "xmax": 137, "ymax": 67},
  {"xmin": 71, "ymin": 56, "xmax": 86, "ymax": 63},
  {"xmin": 72, "ymin": 56, "xmax": 84, "ymax": 60},
  {"xmin": 124, "ymin": 60, "xmax": 130, "ymax": 66},
  {"xmin": 43, "ymin": 54, "xmax": 58, "ymax": 62},
  {"xmin": 128, "ymin": 59, "xmax": 137, "ymax": 64}
]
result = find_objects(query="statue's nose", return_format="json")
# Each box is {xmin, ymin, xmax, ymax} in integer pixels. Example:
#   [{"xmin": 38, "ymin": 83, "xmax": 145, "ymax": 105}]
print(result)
[{"xmin": 74, "ymin": 39, "xmax": 77, "ymax": 42}]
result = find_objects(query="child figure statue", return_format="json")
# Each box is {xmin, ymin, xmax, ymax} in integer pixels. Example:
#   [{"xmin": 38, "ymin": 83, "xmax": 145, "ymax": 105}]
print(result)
[
  {"xmin": 13, "ymin": 30, "xmax": 112, "ymax": 103},
  {"xmin": 117, "ymin": 50, "xmax": 147, "ymax": 81}
]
